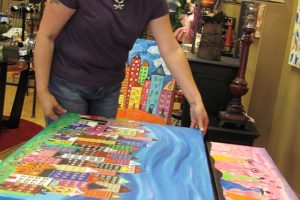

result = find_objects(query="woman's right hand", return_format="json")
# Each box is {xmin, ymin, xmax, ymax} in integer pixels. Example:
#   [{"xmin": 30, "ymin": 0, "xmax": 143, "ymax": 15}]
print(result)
[{"xmin": 38, "ymin": 90, "xmax": 67, "ymax": 120}]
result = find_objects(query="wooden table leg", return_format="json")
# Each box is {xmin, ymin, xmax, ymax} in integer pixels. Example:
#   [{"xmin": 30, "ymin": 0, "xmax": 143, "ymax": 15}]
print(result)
[
  {"xmin": 0, "ymin": 61, "xmax": 8, "ymax": 132},
  {"xmin": 3, "ymin": 64, "xmax": 29, "ymax": 128}
]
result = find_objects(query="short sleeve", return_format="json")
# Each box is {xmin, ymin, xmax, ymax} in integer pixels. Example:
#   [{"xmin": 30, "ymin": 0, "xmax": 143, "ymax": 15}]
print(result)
[
  {"xmin": 59, "ymin": 0, "xmax": 78, "ymax": 9},
  {"xmin": 149, "ymin": 0, "xmax": 169, "ymax": 20}
]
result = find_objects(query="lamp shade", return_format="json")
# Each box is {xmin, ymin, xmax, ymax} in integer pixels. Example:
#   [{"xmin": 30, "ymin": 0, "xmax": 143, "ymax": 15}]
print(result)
[{"xmin": 244, "ymin": 2, "xmax": 258, "ymax": 30}]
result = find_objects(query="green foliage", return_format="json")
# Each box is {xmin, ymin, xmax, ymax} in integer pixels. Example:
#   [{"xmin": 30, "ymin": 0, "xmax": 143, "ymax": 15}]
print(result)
[
  {"xmin": 170, "ymin": 0, "xmax": 196, "ymax": 31},
  {"xmin": 0, "ymin": 24, "xmax": 9, "ymax": 34}
]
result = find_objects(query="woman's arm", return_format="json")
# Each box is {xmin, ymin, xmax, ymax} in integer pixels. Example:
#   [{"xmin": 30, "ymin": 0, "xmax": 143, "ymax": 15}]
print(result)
[
  {"xmin": 34, "ymin": 0, "xmax": 76, "ymax": 120},
  {"xmin": 148, "ymin": 14, "xmax": 209, "ymax": 134}
]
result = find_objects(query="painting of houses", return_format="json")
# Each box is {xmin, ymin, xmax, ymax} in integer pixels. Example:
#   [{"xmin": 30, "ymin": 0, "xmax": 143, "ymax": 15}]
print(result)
[
  {"xmin": 118, "ymin": 39, "xmax": 175, "ymax": 121},
  {"xmin": 0, "ymin": 113, "xmax": 215, "ymax": 200}
]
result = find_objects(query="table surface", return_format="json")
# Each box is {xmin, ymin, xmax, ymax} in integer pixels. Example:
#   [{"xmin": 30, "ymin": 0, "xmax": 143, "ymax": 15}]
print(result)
[
  {"xmin": 0, "ymin": 143, "xmax": 24, "ymax": 161},
  {"xmin": 0, "ymin": 113, "xmax": 215, "ymax": 200},
  {"xmin": 185, "ymin": 52, "xmax": 240, "ymax": 68}
]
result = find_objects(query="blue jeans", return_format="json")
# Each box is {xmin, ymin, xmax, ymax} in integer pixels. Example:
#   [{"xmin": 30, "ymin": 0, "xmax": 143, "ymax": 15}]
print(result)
[{"xmin": 46, "ymin": 74, "xmax": 121, "ymax": 125}]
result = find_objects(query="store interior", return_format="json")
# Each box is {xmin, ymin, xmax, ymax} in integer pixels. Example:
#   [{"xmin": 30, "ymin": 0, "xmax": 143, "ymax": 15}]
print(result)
[{"xmin": 0, "ymin": 0, "xmax": 299, "ymax": 198}]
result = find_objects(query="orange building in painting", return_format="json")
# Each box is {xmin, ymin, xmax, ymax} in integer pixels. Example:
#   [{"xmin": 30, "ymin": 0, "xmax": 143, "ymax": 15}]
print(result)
[
  {"xmin": 126, "ymin": 55, "xmax": 141, "ymax": 107},
  {"xmin": 119, "ymin": 64, "xmax": 130, "ymax": 108}
]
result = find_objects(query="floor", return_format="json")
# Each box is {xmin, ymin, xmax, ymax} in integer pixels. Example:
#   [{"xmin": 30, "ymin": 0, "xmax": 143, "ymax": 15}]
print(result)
[{"xmin": 0, "ymin": 74, "xmax": 44, "ymax": 157}]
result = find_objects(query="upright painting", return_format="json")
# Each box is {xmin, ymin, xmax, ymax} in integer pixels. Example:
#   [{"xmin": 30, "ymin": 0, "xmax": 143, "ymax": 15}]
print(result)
[
  {"xmin": 289, "ymin": 0, "xmax": 300, "ymax": 68},
  {"xmin": 0, "ymin": 113, "xmax": 215, "ymax": 200},
  {"xmin": 118, "ymin": 39, "xmax": 175, "ymax": 122}
]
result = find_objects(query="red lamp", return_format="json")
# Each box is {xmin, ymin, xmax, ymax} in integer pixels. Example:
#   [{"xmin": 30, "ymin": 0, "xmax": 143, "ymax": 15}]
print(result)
[{"xmin": 219, "ymin": 2, "xmax": 258, "ymax": 126}]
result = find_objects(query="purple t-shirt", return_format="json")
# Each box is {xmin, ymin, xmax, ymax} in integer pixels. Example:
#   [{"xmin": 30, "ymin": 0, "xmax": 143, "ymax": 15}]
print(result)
[{"xmin": 52, "ymin": 0, "xmax": 169, "ymax": 86}]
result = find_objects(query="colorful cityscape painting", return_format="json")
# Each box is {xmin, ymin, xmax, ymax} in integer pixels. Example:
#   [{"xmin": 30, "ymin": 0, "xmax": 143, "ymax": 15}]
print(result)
[
  {"xmin": 118, "ymin": 39, "xmax": 175, "ymax": 122},
  {"xmin": 0, "ymin": 113, "xmax": 214, "ymax": 200},
  {"xmin": 289, "ymin": 0, "xmax": 300, "ymax": 68},
  {"xmin": 209, "ymin": 142, "xmax": 298, "ymax": 200}
]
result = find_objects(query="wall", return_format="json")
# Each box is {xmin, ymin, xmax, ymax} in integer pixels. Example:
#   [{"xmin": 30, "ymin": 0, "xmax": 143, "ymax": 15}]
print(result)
[
  {"xmin": 267, "ymin": 0, "xmax": 300, "ymax": 195},
  {"xmin": 247, "ymin": 0, "xmax": 300, "ymax": 196}
]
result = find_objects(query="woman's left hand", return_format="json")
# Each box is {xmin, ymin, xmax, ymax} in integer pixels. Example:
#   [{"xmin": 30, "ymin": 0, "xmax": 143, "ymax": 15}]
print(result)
[{"xmin": 189, "ymin": 102, "xmax": 209, "ymax": 135}]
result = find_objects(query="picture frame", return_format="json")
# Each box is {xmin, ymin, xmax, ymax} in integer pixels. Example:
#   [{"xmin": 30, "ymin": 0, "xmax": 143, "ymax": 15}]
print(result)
[{"xmin": 288, "ymin": 0, "xmax": 300, "ymax": 68}]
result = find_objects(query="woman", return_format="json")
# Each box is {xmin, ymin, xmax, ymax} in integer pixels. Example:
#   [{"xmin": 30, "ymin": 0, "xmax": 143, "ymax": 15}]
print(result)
[{"xmin": 34, "ymin": 0, "xmax": 209, "ymax": 134}]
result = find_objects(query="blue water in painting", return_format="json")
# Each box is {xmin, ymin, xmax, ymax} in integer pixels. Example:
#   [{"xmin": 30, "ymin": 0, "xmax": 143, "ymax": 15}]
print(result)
[
  {"xmin": 0, "ymin": 124, "xmax": 214, "ymax": 200},
  {"xmin": 120, "ymin": 124, "xmax": 214, "ymax": 200}
]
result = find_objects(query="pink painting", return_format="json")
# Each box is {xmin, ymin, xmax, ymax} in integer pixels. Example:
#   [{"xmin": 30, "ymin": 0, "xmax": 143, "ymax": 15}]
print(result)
[{"xmin": 209, "ymin": 142, "xmax": 298, "ymax": 200}]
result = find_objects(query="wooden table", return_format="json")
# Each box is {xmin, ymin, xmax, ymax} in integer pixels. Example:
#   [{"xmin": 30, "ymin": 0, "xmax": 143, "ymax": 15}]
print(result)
[
  {"xmin": 205, "ymin": 117, "xmax": 260, "ymax": 146},
  {"xmin": 0, "ymin": 142, "xmax": 24, "ymax": 161},
  {"xmin": 0, "ymin": 60, "xmax": 29, "ymax": 132}
]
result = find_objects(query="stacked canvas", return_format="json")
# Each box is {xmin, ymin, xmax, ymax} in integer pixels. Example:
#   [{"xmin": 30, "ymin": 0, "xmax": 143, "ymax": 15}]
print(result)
[{"xmin": 0, "ymin": 113, "xmax": 214, "ymax": 200}]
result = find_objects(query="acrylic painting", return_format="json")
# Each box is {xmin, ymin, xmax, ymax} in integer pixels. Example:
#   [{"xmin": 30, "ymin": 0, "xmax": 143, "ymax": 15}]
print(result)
[
  {"xmin": 289, "ymin": 0, "xmax": 300, "ymax": 68},
  {"xmin": 209, "ymin": 142, "xmax": 298, "ymax": 200},
  {"xmin": 0, "ymin": 113, "xmax": 214, "ymax": 200},
  {"xmin": 118, "ymin": 39, "xmax": 175, "ymax": 122}
]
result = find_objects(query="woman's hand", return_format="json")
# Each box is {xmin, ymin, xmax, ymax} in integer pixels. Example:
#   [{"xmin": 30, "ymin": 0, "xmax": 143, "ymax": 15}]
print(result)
[
  {"xmin": 189, "ymin": 101, "xmax": 209, "ymax": 135},
  {"xmin": 148, "ymin": 15, "xmax": 209, "ymax": 135},
  {"xmin": 38, "ymin": 90, "xmax": 67, "ymax": 120}
]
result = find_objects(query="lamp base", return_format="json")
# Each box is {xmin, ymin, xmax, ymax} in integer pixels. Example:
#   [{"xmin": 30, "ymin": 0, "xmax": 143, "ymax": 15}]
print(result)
[{"xmin": 218, "ymin": 111, "xmax": 249, "ymax": 128}]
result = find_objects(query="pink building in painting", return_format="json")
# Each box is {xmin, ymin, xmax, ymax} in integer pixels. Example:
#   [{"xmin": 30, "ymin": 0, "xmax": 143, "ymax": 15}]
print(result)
[
  {"xmin": 156, "ymin": 79, "xmax": 175, "ymax": 121},
  {"xmin": 140, "ymin": 78, "xmax": 151, "ymax": 111}
]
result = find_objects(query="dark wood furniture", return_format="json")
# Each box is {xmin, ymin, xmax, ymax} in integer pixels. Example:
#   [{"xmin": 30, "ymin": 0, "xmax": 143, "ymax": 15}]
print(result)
[
  {"xmin": 181, "ymin": 52, "xmax": 260, "ymax": 145},
  {"xmin": 0, "ymin": 60, "xmax": 29, "ymax": 132},
  {"xmin": 206, "ymin": 117, "xmax": 259, "ymax": 146},
  {"xmin": 0, "ymin": 61, "xmax": 7, "ymax": 131},
  {"xmin": 181, "ymin": 52, "xmax": 240, "ymax": 123}
]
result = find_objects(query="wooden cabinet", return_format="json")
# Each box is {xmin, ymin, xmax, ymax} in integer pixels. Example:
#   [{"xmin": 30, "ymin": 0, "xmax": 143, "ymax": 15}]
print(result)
[
  {"xmin": 181, "ymin": 52, "xmax": 240, "ymax": 126},
  {"xmin": 181, "ymin": 52, "xmax": 260, "ymax": 145}
]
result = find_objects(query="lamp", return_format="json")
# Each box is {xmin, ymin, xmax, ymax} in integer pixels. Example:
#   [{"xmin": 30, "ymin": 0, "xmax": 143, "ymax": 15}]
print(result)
[
  {"xmin": 218, "ymin": 1, "xmax": 258, "ymax": 126},
  {"xmin": 219, "ymin": 0, "xmax": 285, "ymax": 127}
]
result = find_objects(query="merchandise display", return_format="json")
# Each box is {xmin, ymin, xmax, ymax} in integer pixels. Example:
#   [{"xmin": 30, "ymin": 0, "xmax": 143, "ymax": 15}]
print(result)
[{"xmin": 0, "ymin": 113, "xmax": 214, "ymax": 200}]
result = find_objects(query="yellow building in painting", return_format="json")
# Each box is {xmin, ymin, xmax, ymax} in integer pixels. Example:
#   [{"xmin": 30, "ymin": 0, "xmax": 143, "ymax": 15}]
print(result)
[
  {"xmin": 118, "ymin": 94, "xmax": 125, "ymax": 109},
  {"xmin": 128, "ymin": 87, "xmax": 143, "ymax": 109}
]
